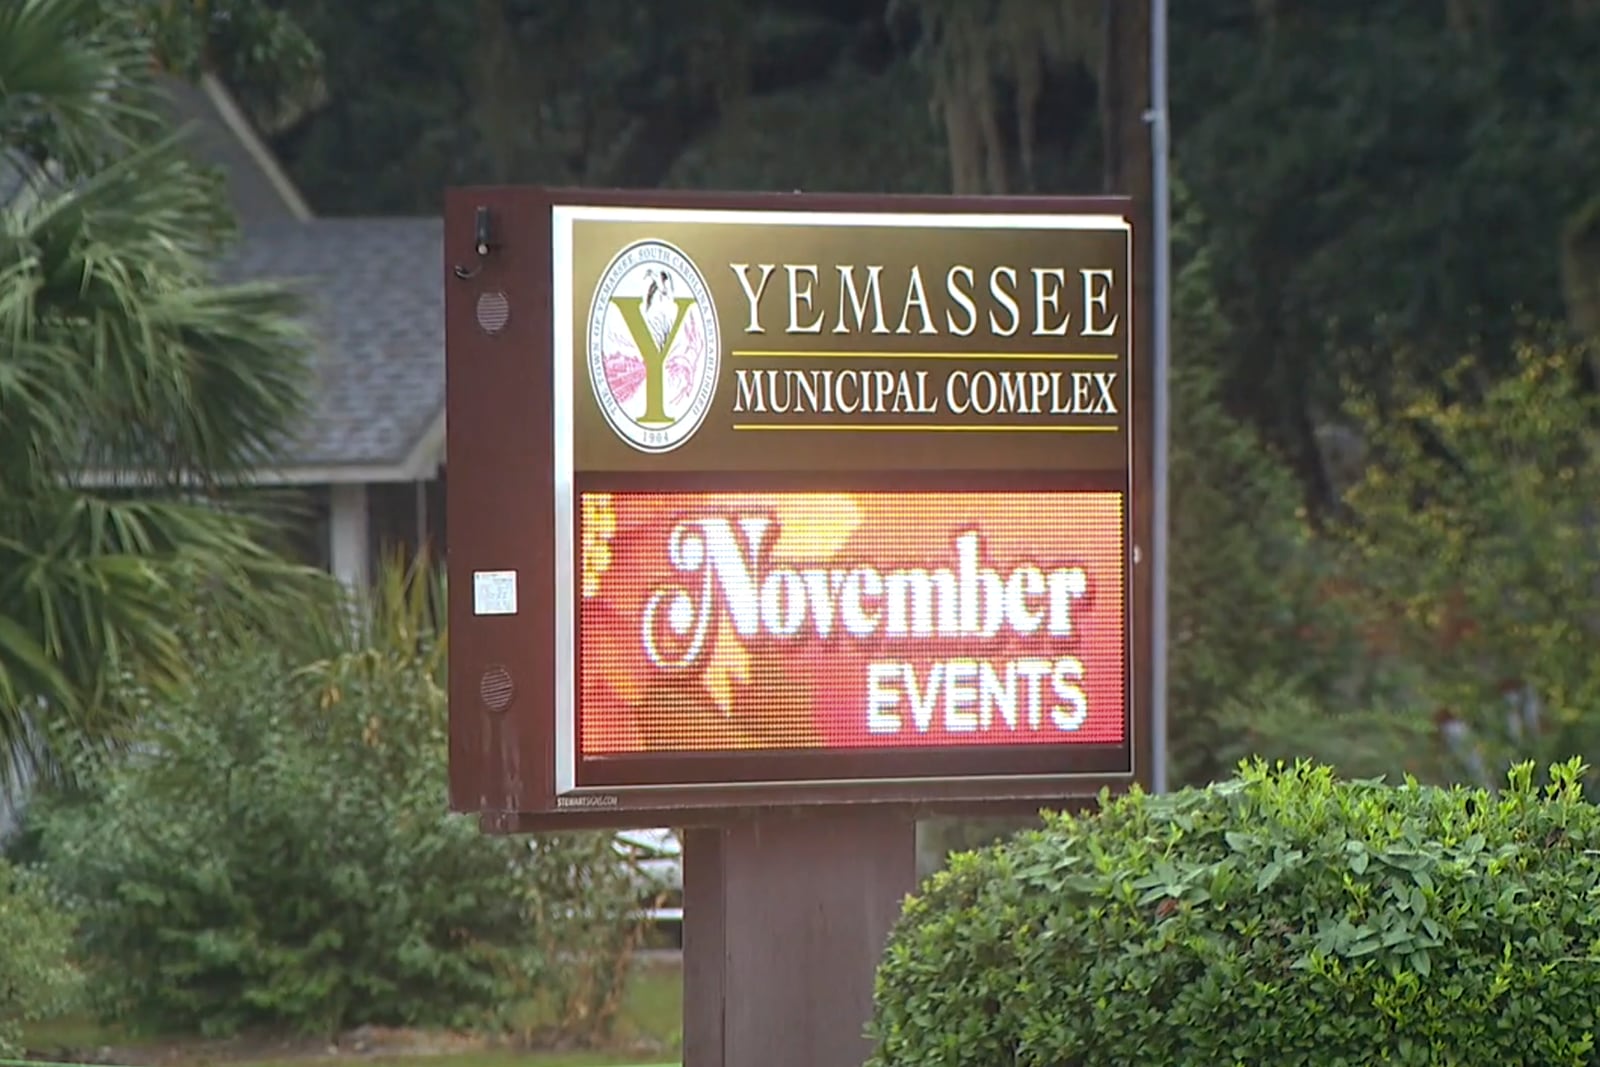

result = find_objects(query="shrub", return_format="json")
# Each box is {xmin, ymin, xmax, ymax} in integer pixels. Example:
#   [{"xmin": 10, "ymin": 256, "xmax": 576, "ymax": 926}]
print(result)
[
  {"xmin": 510, "ymin": 832, "xmax": 656, "ymax": 1044},
  {"xmin": 869, "ymin": 759, "xmax": 1600, "ymax": 1067},
  {"xmin": 0, "ymin": 857, "xmax": 80, "ymax": 1055},
  {"xmin": 36, "ymin": 565, "xmax": 646, "ymax": 1041}
]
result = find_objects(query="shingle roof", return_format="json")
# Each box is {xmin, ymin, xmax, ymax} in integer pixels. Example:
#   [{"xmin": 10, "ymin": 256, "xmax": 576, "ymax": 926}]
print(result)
[
  {"xmin": 160, "ymin": 75, "xmax": 310, "ymax": 226},
  {"xmin": 217, "ymin": 218, "xmax": 445, "ymax": 474}
]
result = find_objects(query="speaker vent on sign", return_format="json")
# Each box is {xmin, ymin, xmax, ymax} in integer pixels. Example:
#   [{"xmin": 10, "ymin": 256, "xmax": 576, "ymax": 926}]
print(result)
[
  {"xmin": 475, "ymin": 291, "xmax": 510, "ymax": 334},
  {"xmin": 479, "ymin": 665, "xmax": 515, "ymax": 713}
]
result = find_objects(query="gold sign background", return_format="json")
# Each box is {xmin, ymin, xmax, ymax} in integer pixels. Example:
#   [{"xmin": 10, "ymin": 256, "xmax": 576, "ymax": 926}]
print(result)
[{"xmin": 567, "ymin": 215, "xmax": 1132, "ymax": 473}]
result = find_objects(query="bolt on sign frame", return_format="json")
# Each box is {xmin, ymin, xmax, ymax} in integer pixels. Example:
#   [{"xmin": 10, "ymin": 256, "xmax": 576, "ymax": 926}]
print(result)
[{"xmin": 445, "ymin": 187, "xmax": 1152, "ymax": 831}]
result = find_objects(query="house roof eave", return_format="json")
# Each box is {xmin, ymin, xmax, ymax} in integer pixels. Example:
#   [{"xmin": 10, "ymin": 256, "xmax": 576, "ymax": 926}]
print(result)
[
  {"xmin": 73, "ymin": 415, "xmax": 446, "ymax": 489},
  {"xmin": 197, "ymin": 73, "xmax": 314, "ymax": 222}
]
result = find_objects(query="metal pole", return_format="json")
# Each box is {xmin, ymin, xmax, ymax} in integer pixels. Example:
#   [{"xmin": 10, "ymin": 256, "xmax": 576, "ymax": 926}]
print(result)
[{"xmin": 1147, "ymin": 0, "xmax": 1172, "ymax": 793}]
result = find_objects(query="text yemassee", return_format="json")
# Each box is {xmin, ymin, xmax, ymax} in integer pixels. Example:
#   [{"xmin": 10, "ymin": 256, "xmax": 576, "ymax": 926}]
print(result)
[{"xmin": 729, "ymin": 263, "xmax": 1122, "ymax": 338}]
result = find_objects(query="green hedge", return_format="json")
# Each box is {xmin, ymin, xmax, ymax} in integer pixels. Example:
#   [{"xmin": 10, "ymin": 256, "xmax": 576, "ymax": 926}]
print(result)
[{"xmin": 869, "ymin": 760, "xmax": 1600, "ymax": 1066}]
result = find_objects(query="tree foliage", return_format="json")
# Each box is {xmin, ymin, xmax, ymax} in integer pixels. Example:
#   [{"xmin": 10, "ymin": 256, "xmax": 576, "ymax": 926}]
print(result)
[
  {"xmin": 1331, "ymin": 337, "xmax": 1600, "ymax": 790},
  {"xmin": 268, "ymin": 0, "xmax": 980, "ymax": 210},
  {"xmin": 133, "ymin": 0, "xmax": 324, "ymax": 132},
  {"xmin": 1173, "ymin": 1, "xmax": 1600, "ymax": 504},
  {"xmin": 888, "ymin": 0, "xmax": 1100, "ymax": 194},
  {"xmin": 1161, "ymin": 185, "xmax": 1364, "ymax": 784}
]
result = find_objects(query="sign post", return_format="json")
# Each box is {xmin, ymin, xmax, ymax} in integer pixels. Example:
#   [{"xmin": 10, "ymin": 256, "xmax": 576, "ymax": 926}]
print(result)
[{"xmin": 444, "ymin": 189, "xmax": 1149, "ymax": 1066}]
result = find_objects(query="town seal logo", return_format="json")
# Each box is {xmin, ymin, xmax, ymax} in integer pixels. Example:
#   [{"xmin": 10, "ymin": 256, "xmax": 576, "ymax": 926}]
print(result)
[{"xmin": 587, "ymin": 240, "xmax": 720, "ymax": 453}]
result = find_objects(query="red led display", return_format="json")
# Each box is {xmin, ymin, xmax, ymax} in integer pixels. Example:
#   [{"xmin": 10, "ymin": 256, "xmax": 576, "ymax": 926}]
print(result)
[{"xmin": 576, "ymin": 491, "xmax": 1126, "ymax": 757}]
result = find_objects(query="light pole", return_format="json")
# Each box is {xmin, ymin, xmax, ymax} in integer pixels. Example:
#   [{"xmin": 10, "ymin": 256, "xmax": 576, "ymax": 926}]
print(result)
[{"xmin": 1147, "ymin": 0, "xmax": 1172, "ymax": 794}]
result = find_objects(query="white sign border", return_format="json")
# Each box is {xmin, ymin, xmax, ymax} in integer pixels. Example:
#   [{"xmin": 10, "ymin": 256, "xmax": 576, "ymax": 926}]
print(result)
[{"xmin": 551, "ymin": 203, "xmax": 1137, "ymax": 795}]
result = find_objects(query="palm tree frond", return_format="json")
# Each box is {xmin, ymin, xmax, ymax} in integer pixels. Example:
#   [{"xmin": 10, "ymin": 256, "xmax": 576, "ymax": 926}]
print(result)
[
  {"xmin": 0, "ymin": 0, "xmax": 162, "ymax": 174},
  {"xmin": 2, "ymin": 136, "xmax": 311, "ymax": 484}
]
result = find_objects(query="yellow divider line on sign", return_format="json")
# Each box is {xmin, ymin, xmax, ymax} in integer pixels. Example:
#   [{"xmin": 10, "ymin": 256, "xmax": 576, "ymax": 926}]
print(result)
[
  {"xmin": 731, "ymin": 423, "xmax": 1118, "ymax": 433},
  {"xmin": 731, "ymin": 350, "xmax": 1120, "ymax": 361}
]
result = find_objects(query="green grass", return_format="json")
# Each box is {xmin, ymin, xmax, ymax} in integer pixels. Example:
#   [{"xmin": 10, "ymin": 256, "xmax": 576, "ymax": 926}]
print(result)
[
  {"xmin": 615, "ymin": 961, "xmax": 681, "ymax": 1045},
  {"xmin": 15, "ymin": 1014, "xmax": 126, "ymax": 1054},
  {"xmin": 19, "ymin": 962, "xmax": 683, "ymax": 1067},
  {"xmin": 247, "ymin": 1055, "xmax": 678, "ymax": 1067},
  {"xmin": 12, "ymin": 1045, "xmax": 677, "ymax": 1067}
]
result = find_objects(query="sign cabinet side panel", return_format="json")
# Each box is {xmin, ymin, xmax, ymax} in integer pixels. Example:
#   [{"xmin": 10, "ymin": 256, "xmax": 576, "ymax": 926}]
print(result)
[{"xmin": 446, "ymin": 188, "xmax": 557, "ymax": 815}]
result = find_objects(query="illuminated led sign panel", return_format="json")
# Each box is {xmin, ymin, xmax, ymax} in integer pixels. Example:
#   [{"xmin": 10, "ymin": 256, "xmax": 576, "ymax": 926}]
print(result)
[{"xmin": 445, "ymin": 189, "xmax": 1149, "ymax": 826}]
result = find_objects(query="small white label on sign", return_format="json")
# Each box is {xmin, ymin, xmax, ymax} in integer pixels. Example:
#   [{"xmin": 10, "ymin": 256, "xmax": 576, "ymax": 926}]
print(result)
[{"xmin": 473, "ymin": 570, "xmax": 518, "ymax": 615}]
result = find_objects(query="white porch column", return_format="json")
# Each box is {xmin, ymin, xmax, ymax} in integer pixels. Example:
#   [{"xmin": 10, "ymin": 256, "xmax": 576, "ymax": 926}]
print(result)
[{"xmin": 329, "ymin": 482, "xmax": 371, "ymax": 592}]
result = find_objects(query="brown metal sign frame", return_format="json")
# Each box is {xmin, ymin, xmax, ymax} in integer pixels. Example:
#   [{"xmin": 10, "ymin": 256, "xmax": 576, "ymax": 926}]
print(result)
[{"xmin": 445, "ymin": 186, "xmax": 1151, "ymax": 831}]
